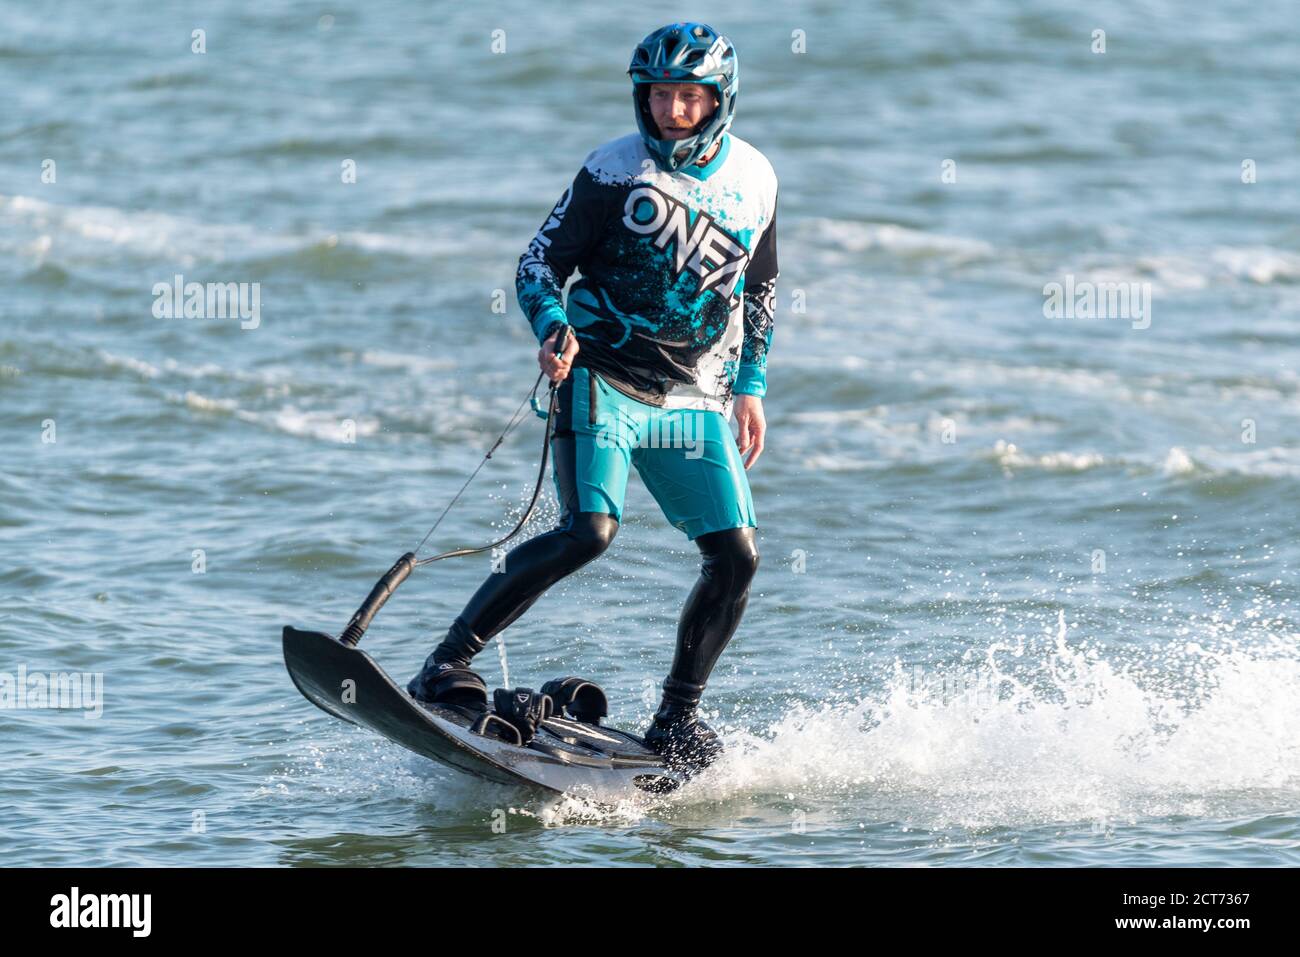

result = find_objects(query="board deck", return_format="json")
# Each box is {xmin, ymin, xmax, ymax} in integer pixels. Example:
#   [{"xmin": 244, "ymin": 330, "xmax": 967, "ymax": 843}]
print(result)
[{"xmin": 282, "ymin": 626, "xmax": 686, "ymax": 800}]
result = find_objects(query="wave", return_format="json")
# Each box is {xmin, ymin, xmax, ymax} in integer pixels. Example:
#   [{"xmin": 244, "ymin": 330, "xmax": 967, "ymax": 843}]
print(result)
[
  {"xmin": 0, "ymin": 192, "xmax": 282, "ymax": 263},
  {"xmin": 797, "ymin": 438, "xmax": 1300, "ymax": 483},
  {"xmin": 1055, "ymin": 247, "xmax": 1300, "ymax": 292},
  {"xmin": 0, "ymin": 193, "xmax": 456, "ymax": 274},
  {"xmin": 792, "ymin": 217, "xmax": 996, "ymax": 265},
  {"xmin": 228, "ymin": 132, "xmax": 419, "ymax": 159},
  {"xmin": 355, "ymin": 350, "xmax": 456, "ymax": 374},
  {"xmin": 0, "ymin": 120, "xmax": 73, "ymax": 143},
  {"xmin": 125, "ymin": 71, "xmax": 206, "ymax": 92},
  {"xmin": 1164, "ymin": 445, "xmax": 1300, "ymax": 480},
  {"xmin": 991, "ymin": 439, "xmax": 1105, "ymax": 473},
  {"xmin": 162, "ymin": 391, "xmax": 383, "ymax": 443},
  {"xmin": 788, "ymin": 213, "xmax": 1300, "ymax": 292},
  {"xmin": 98, "ymin": 350, "xmax": 285, "ymax": 388}
]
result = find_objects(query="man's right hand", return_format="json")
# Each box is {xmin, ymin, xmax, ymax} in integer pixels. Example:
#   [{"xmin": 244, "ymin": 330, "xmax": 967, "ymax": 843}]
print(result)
[{"xmin": 539, "ymin": 326, "xmax": 580, "ymax": 384}]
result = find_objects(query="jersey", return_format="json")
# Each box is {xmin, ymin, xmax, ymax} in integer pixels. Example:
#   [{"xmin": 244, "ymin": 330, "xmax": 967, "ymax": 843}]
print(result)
[{"xmin": 516, "ymin": 131, "xmax": 778, "ymax": 416}]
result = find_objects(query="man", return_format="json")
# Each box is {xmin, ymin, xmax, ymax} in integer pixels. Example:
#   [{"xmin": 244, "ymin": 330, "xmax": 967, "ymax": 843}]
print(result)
[{"xmin": 407, "ymin": 22, "xmax": 778, "ymax": 771}]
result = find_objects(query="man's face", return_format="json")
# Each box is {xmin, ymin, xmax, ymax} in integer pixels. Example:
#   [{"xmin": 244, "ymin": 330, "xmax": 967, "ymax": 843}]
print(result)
[{"xmin": 648, "ymin": 82, "xmax": 719, "ymax": 140}]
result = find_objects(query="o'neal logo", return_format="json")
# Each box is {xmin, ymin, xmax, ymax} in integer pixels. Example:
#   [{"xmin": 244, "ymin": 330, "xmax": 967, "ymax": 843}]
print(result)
[{"xmin": 621, "ymin": 186, "xmax": 749, "ymax": 300}]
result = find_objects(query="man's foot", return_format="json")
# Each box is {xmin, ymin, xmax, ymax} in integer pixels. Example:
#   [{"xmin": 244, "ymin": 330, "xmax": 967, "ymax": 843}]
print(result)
[
  {"xmin": 643, "ymin": 703, "xmax": 724, "ymax": 773},
  {"xmin": 406, "ymin": 656, "xmax": 487, "ymax": 710},
  {"xmin": 407, "ymin": 619, "xmax": 491, "ymax": 707}
]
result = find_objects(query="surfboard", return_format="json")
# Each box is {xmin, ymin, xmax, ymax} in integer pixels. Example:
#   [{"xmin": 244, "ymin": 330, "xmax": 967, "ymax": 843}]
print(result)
[{"xmin": 282, "ymin": 626, "xmax": 686, "ymax": 800}]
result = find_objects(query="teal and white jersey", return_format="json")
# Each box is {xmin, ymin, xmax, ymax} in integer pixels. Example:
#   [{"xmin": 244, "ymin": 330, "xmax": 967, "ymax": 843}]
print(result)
[{"xmin": 517, "ymin": 131, "xmax": 778, "ymax": 416}]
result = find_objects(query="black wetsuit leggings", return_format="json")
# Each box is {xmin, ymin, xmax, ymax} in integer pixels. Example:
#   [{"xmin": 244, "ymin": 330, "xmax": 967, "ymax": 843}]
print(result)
[{"xmin": 432, "ymin": 429, "xmax": 760, "ymax": 708}]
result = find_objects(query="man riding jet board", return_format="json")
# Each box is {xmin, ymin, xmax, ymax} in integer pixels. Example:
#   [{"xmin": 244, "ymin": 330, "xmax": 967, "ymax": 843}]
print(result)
[{"xmin": 407, "ymin": 22, "xmax": 779, "ymax": 773}]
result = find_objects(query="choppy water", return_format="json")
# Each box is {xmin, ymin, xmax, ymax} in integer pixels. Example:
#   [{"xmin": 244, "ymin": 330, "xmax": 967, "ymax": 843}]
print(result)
[{"xmin": 3, "ymin": 0, "xmax": 1298, "ymax": 866}]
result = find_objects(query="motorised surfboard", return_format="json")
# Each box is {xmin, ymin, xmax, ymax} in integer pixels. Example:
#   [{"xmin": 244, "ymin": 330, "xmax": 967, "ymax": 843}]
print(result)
[{"xmin": 282, "ymin": 626, "xmax": 686, "ymax": 801}]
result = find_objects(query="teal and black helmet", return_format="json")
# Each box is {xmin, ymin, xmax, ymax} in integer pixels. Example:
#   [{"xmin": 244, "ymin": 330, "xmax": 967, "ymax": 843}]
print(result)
[{"xmin": 628, "ymin": 22, "xmax": 738, "ymax": 172}]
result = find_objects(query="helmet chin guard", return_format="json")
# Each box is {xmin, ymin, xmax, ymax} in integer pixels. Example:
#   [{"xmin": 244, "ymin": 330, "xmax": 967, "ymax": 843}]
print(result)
[{"xmin": 628, "ymin": 22, "xmax": 738, "ymax": 172}]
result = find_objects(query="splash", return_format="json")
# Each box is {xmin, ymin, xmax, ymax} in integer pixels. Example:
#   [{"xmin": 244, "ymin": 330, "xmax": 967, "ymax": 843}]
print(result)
[{"xmin": 688, "ymin": 611, "xmax": 1300, "ymax": 829}]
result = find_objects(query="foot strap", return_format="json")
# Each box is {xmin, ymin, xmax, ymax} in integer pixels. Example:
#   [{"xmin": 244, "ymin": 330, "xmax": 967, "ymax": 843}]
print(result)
[
  {"xmin": 541, "ymin": 676, "xmax": 609, "ymax": 726},
  {"xmin": 470, "ymin": 711, "xmax": 523, "ymax": 746},
  {"xmin": 491, "ymin": 688, "xmax": 553, "ymax": 745},
  {"xmin": 411, "ymin": 664, "xmax": 488, "ymax": 710}
]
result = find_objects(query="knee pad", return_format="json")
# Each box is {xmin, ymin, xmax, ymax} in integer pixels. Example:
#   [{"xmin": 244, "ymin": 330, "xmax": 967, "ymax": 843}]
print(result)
[
  {"xmin": 561, "ymin": 511, "xmax": 619, "ymax": 564},
  {"xmin": 698, "ymin": 527, "xmax": 760, "ymax": 585}
]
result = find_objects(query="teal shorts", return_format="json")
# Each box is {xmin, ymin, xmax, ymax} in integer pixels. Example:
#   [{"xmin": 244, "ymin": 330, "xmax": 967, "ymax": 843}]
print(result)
[{"xmin": 551, "ymin": 367, "xmax": 757, "ymax": 541}]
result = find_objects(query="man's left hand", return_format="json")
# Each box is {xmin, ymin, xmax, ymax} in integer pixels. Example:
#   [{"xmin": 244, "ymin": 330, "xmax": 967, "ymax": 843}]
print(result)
[{"xmin": 734, "ymin": 394, "xmax": 766, "ymax": 470}]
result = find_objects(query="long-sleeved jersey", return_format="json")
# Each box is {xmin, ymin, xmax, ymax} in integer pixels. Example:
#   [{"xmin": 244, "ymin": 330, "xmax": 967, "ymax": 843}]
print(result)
[{"xmin": 517, "ymin": 131, "xmax": 778, "ymax": 416}]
